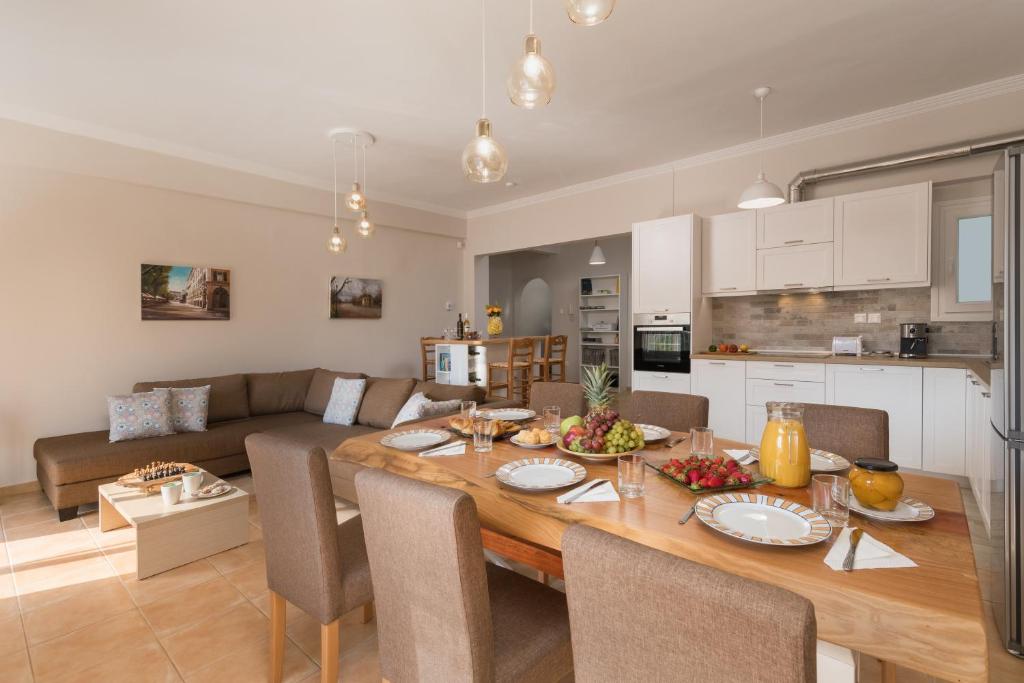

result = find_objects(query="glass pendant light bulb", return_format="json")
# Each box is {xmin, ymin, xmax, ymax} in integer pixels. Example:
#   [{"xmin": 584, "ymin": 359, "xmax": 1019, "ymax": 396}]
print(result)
[
  {"xmin": 327, "ymin": 224, "xmax": 347, "ymax": 253},
  {"xmin": 565, "ymin": 0, "xmax": 616, "ymax": 26},
  {"xmin": 356, "ymin": 211, "xmax": 375, "ymax": 237},
  {"xmin": 462, "ymin": 118, "xmax": 508, "ymax": 183},
  {"xmin": 344, "ymin": 182, "xmax": 365, "ymax": 211},
  {"xmin": 507, "ymin": 35, "xmax": 555, "ymax": 109}
]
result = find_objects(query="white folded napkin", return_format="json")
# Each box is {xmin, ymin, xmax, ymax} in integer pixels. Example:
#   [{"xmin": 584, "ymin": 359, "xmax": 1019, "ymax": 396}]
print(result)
[
  {"xmin": 823, "ymin": 526, "xmax": 917, "ymax": 571},
  {"xmin": 556, "ymin": 480, "xmax": 620, "ymax": 504},
  {"xmin": 419, "ymin": 442, "xmax": 466, "ymax": 457},
  {"xmin": 725, "ymin": 448, "xmax": 757, "ymax": 464}
]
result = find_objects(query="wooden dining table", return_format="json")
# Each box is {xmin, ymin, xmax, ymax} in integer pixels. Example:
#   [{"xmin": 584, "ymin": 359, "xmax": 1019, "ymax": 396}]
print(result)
[{"xmin": 331, "ymin": 419, "xmax": 989, "ymax": 683}]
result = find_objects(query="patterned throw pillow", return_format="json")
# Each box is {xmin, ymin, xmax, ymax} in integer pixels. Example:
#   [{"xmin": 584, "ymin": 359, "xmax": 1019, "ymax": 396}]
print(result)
[
  {"xmin": 107, "ymin": 389, "xmax": 174, "ymax": 443},
  {"xmin": 165, "ymin": 385, "xmax": 210, "ymax": 433},
  {"xmin": 391, "ymin": 392, "xmax": 461, "ymax": 428},
  {"xmin": 323, "ymin": 378, "xmax": 367, "ymax": 426}
]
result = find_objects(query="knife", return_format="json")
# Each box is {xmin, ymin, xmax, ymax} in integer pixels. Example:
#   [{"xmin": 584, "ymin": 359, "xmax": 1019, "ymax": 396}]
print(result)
[
  {"xmin": 563, "ymin": 479, "xmax": 607, "ymax": 504},
  {"xmin": 843, "ymin": 528, "xmax": 864, "ymax": 572},
  {"xmin": 420, "ymin": 441, "xmax": 464, "ymax": 456},
  {"xmin": 678, "ymin": 501, "xmax": 698, "ymax": 524}
]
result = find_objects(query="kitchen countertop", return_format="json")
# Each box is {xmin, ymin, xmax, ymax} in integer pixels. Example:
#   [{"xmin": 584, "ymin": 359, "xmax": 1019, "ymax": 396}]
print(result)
[{"xmin": 690, "ymin": 352, "xmax": 993, "ymax": 385}]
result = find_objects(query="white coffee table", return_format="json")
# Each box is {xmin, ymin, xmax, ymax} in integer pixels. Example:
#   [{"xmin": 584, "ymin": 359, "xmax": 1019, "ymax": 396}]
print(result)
[{"xmin": 98, "ymin": 471, "xmax": 249, "ymax": 579}]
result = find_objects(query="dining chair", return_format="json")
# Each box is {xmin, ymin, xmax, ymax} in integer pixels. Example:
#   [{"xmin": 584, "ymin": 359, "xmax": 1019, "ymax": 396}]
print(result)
[
  {"xmin": 420, "ymin": 337, "xmax": 437, "ymax": 381},
  {"xmin": 528, "ymin": 381, "xmax": 586, "ymax": 419},
  {"xmin": 799, "ymin": 403, "xmax": 890, "ymax": 461},
  {"xmin": 620, "ymin": 390, "xmax": 709, "ymax": 432},
  {"xmin": 355, "ymin": 468, "xmax": 573, "ymax": 683},
  {"xmin": 534, "ymin": 334, "xmax": 568, "ymax": 383},
  {"xmin": 486, "ymin": 337, "xmax": 536, "ymax": 404},
  {"xmin": 246, "ymin": 433, "xmax": 375, "ymax": 683},
  {"xmin": 562, "ymin": 524, "xmax": 818, "ymax": 682}
]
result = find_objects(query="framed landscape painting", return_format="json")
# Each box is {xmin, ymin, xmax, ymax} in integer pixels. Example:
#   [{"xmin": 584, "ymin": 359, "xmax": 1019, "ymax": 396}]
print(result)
[
  {"xmin": 141, "ymin": 264, "xmax": 230, "ymax": 320},
  {"xmin": 331, "ymin": 277, "xmax": 382, "ymax": 319}
]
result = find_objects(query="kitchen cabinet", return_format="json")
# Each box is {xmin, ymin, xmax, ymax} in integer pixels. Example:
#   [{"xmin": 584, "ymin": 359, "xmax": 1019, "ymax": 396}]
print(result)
[
  {"xmin": 632, "ymin": 370, "xmax": 691, "ymax": 395},
  {"xmin": 701, "ymin": 211, "xmax": 756, "ymax": 296},
  {"xmin": 746, "ymin": 405, "xmax": 767, "ymax": 446},
  {"xmin": 745, "ymin": 362, "xmax": 825, "ymax": 442},
  {"xmin": 825, "ymin": 364, "xmax": 923, "ymax": 469},
  {"xmin": 965, "ymin": 374, "xmax": 993, "ymax": 533},
  {"xmin": 756, "ymin": 243, "xmax": 833, "ymax": 291},
  {"xmin": 834, "ymin": 182, "xmax": 931, "ymax": 289},
  {"xmin": 691, "ymin": 359, "xmax": 746, "ymax": 441},
  {"xmin": 756, "ymin": 196, "xmax": 834, "ymax": 249},
  {"xmin": 921, "ymin": 368, "xmax": 966, "ymax": 475},
  {"xmin": 632, "ymin": 215, "xmax": 695, "ymax": 314},
  {"xmin": 746, "ymin": 378, "xmax": 826, "ymax": 408}
]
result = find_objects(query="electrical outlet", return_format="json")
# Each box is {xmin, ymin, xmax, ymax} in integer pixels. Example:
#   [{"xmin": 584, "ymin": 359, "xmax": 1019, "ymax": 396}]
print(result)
[
  {"xmin": 868, "ymin": 312, "xmax": 882, "ymax": 324},
  {"xmin": 444, "ymin": 301, "xmax": 453, "ymax": 312},
  {"xmin": 854, "ymin": 313, "xmax": 867, "ymax": 323}
]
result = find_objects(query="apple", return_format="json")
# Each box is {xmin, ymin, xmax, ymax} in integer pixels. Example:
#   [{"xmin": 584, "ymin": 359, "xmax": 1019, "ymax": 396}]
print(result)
[
  {"xmin": 563, "ymin": 425, "xmax": 585, "ymax": 448},
  {"xmin": 717, "ymin": 343, "xmax": 728, "ymax": 353},
  {"xmin": 728, "ymin": 344, "xmax": 739, "ymax": 353},
  {"xmin": 560, "ymin": 415, "xmax": 584, "ymax": 436},
  {"xmin": 739, "ymin": 343, "xmax": 749, "ymax": 353}
]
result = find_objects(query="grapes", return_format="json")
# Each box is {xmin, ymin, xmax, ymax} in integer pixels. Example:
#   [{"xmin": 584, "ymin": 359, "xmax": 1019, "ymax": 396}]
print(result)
[{"xmin": 571, "ymin": 410, "xmax": 646, "ymax": 455}]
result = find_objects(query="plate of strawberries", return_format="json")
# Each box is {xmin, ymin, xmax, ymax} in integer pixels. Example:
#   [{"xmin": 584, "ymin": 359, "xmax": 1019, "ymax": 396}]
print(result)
[{"xmin": 648, "ymin": 454, "xmax": 772, "ymax": 493}]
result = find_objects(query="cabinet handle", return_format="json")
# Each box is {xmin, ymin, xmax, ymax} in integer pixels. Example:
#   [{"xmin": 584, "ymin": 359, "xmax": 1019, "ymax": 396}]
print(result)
[
  {"xmin": 773, "ymin": 382, "xmax": 795, "ymax": 387},
  {"xmin": 709, "ymin": 362, "xmax": 726, "ymax": 366},
  {"xmin": 653, "ymin": 374, "xmax": 669, "ymax": 379},
  {"xmin": 859, "ymin": 367, "xmax": 885, "ymax": 372},
  {"xmin": 783, "ymin": 283, "xmax": 804, "ymax": 288},
  {"xmin": 867, "ymin": 277, "xmax": 891, "ymax": 283},
  {"xmin": 784, "ymin": 239, "xmax": 804, "ymax": 245},
  {"xmin": 720, "ymin": 287, "xmax": 737, "ymax": 291},
  {"xmin": 983, "ymin": 392, "xmax": 991, "ymax": 398},
  {"xmin": 970, "ymin": 380, "xmax": 979, "ymax": 385},
  {"xmin": 773, "ymin": 363, "xmax": 795, "ymax": 367}
]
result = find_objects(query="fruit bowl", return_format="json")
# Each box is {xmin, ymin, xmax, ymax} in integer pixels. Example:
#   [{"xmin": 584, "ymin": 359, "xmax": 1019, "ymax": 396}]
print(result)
[{"xmin": 556, "ymin": 440, "xmax": 643, "ymax": 462}]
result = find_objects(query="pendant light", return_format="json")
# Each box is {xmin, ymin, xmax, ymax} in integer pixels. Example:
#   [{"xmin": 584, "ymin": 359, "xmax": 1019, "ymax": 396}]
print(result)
[
  {"xmin": 588, "ymin": 241, "xmax": 606, "ymax": 265},
  {"xmin": 565, "ymin": 0, "xmax": 616, "ymax": 26},
  {"xmin": 507, "ymin": 0, "xmax": 555, "ymax": 109},
  {"xmin": 463, "ymin": 0, "xmax": 508, "ymax": 183},
  {"xmin": 344, "ymin": 134, "xmax": 366, "ymax": 211},
  {"xmin": 737, "ymin": 86, "xmax": 786, "ymax": 210},
  {"xmin": 327, "ymin": 134, "xmax": 347, "ymax": 254},
  {"xmin": 356, "ymin": 140, "xmax": 376, "ymax": 237}
]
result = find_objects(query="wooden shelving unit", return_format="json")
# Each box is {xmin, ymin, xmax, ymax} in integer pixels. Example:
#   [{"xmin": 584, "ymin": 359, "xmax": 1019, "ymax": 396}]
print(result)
[{"xmin": 579, "ymin": 274, "xmax": 622, "ymax": 389}]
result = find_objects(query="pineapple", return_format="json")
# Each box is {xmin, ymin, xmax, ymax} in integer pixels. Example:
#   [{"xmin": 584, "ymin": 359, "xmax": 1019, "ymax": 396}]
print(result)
[
  {"xmin": 582, "ymin": 362, "xmax": 615, "ymax": 414},
  {"xmin": 577, "ymin": 363, "xmax": 630, "ymax": 454}
]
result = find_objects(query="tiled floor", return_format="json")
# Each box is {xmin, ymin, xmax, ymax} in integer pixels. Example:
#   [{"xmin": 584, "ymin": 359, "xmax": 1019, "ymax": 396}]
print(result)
[{"xmin": 1, "ymin": 476, "xmax": 1021, "ymax": 682}]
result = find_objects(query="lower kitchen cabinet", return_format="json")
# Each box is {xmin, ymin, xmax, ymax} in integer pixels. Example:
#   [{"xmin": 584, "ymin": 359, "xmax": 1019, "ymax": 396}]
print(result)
[
  {"xmin": 691, "ymin": 359, "xmax": 746, "ymax": 441},
  {"xmin": 632, "ymin": 370, "xmax": 691, "ymax": 395},
  {"xmin": 965, "ymin": 374, "xmax": 993, "ymax": 533},
  {"xmin": 921, "ymin": 368, "xmax": 967, "ymax": 475},
  {"xmin": 825, "ymin": 364, "xmax": 923, "ymax": 470},
  {"xmin": 746, "ymin": 405, "xmax": 767, "ymax": 445}
]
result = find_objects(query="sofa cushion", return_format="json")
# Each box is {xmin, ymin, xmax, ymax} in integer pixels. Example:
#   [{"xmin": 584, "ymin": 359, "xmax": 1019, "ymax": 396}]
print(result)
[
  {"xmin": 413, "ymin": 381, "xmax": 486, "ymax": 405},
  {"xmin": 107, "ymin": 389, "xmax": 174, "ymax": 442},
  {"xmin": 323, "ymin": 378, "xmax": 367, "ymax": 426},
  {"xmin": 247, "ymin": 369, "xmax": 315, "ymax": 416},
  {"xmin": 169, "ymin": 385, "xmax": 211, "ymax": 433},
  {"xmin": 356, "ymin": 378, "xmax": 416, "ymax": 429},
  {"xmin": 134, "ymin": 374, "xmax": 249, "ymax": 423},
  {"xmin": 304, "ymin": 368, "xmax": 369, "ymax": 416}
]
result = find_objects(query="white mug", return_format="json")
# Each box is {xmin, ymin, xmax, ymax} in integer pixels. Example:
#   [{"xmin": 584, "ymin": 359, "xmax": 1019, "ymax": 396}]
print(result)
[
  {"xmin": 182, "ymin": 471, "xmax": 204, "ymax": 497},
  {"xmin": 161, "ymin": 481, "xmax": 182, "ymax": 506}
]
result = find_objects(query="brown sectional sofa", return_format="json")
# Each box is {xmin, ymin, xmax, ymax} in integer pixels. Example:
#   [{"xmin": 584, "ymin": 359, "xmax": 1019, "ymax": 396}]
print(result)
[{"xmin": 34, "ymin": 368, "xmax": 510, "ymax": 520}]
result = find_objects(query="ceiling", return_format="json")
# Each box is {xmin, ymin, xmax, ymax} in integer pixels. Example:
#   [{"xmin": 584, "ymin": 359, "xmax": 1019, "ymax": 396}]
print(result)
[{"xmin": 2, "ymin": 1, "xmax": 1023, "ymax": 214}]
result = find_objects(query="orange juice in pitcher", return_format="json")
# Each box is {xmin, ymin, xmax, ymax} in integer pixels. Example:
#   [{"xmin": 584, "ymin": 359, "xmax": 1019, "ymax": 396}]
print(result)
[{"xmin": 759, "ymin": 402, "xmax": 811, "ymax": 488}]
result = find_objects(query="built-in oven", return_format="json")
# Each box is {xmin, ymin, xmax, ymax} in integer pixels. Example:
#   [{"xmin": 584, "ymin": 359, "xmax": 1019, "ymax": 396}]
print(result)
[{"xmin": 633, "ymin": 313, "xmax": 691, "ymax": 374}]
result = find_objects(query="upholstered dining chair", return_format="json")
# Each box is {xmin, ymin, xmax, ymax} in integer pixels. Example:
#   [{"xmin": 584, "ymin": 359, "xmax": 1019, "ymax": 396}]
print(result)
[
  {"xmin": 355, "ymin": 468, "xmax": 573, "ymax": 683},
  {"xmin": 528, "ymin": 381, "xmax": 587, "ymax": 419},
  {"xmin": 620, "ymin": 390, "xmax": 709, "ymax": 432},
  {"xmin": 799, "ymin": 403, "xmax": 890, "ymax": 461},
  {"xmin": 246, "ymin": 433, "xmax": 375, "ymax": 683},
  {"xmin": 562, "ymin": 524, "xmax": 819, "ymax": 683}
]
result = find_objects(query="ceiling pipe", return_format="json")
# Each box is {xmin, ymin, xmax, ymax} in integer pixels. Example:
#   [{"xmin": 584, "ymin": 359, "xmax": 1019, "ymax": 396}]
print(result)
[{"xmin": 788, "ymin": 131, "xmax": 1024, "ymax": 203}]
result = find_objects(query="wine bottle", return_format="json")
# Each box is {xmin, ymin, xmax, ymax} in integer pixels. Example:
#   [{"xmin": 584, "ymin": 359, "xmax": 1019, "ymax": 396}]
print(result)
[{"xmin": 456, "ymin": 313, "xmax": 464, "ymax": 340}]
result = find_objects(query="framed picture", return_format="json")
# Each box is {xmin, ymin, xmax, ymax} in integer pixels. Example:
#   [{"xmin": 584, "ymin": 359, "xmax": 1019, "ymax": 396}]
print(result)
[
  {"xmin": 141, "ymin": 264, "xmax": 230, "ymax": 320},
  {"xmin": 331, "ymin": 277, "xmax": 382, "ymax": 319}
]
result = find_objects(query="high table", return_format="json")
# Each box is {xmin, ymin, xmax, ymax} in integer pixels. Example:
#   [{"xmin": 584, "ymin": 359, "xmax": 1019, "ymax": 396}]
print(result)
[{"xmin": 332, "ymin": 420, "xmax": 988, "ymax": 682}]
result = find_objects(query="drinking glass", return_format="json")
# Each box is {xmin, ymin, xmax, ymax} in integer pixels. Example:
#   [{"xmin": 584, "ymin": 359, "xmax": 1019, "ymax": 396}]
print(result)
[
  {"xmin": 690, "ymin": 427, "xmax": 715, "ymax": 458},
  {"xmin": 460, "ymin": 400, "xmax": 477, "ymax": 421},
  {"xmin": 618, "ymin": 454, "xmax": 646, "ymax": 499},
  {"xmin": 812, "ymin": 474, "xmax": 850, "ymax": 529},
  {"xmin": 473, "ymin": 418, "xmax": 495, "ymax": 453},
  {"xmin": 543, "ymin": 406, "xmax": 561, "ymax": 438}
]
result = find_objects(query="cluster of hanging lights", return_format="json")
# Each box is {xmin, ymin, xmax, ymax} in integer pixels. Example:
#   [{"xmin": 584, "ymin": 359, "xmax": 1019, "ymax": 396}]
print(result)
[
  {"xmin": 463, "ymin": 0, "xmax": 616, "ymax": 183},
  {"xmin": 327, "ymin": 129, "xmax": 376, "ymax": 253}
]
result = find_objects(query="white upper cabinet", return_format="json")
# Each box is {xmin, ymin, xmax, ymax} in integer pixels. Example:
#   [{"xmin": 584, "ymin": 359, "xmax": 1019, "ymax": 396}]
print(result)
[
  {"xmin": 757, "ymin": 242, "xmax": 833, "ymax": 291},
  {"xmin": 834, "ymin": 182, "xmax": 931, "ymax": 289},
  {"xmin": 702, "ymin": 210, "xmax": 756, "ymax": 296},
  {"xmin": 632, "ymin": 215, "xmax": 695, "ymax": 314},
  {"xmin": 756, "ymin": 197, "xmax": 834, "ymax": 249}
]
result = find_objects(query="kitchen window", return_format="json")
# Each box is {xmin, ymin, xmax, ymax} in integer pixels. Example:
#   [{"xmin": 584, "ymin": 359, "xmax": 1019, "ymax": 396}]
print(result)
[{"xmin": 931, "ymin": 196, "xmax": 993, "ymax": 321}]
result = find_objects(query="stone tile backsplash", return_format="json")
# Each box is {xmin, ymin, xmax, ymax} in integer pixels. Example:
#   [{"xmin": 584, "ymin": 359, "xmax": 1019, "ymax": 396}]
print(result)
[{"xmin": 711, "ymin": 288, "xmax": 994, "ymax": 356}]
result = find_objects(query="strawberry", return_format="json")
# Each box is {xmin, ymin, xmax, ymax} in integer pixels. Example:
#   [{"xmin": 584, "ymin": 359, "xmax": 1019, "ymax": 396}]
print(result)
[
  {"xmin": 726, "ymin": 459, "xmax": 739, "ymax": 471},
  {"xmin": 698, "ymin": 477, "xmax": 709, "ymax": 488},
  {"xmin": 716, "ymin": 465, "xmax": 729, "ymax": 478},
  {"xmin": 687, "ymin": 469, "xmax": 701, "ymax": 484},
  {"xmin": 706, "ymin": 475, "xmax": 724, "ymax": 488}
]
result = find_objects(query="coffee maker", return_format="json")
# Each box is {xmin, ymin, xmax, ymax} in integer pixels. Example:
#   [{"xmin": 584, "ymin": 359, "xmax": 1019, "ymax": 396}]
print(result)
[{"xmin": 899, "ymin": 322, "xmax": 928, "ymax": 359}]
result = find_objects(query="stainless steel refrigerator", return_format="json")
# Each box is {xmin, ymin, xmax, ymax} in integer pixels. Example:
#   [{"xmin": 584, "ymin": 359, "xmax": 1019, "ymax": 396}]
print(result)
[{"xmin": 993, "ymin": 148, "xmax": 1024, "ymax": 658}]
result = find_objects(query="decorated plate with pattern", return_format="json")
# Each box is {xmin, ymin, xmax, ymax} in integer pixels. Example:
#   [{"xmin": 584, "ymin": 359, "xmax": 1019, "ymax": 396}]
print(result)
[
  {"xmin": 495, "ymin": 458, "xmax": 587, "ymax": 492},
  {"xmin": 849, "ymin": 495, "xmax": 935, "ymax": 522},
  {"xmin": 695, "ymin": 493, "xmax": 832, "ymax": 546},
  {"xmin": 747, "ymin": 447, "xmax": 850, "ymax": 473},
  {"xmin": 380, "ymin": 429, "xmax": 451, "ymax": 451}
]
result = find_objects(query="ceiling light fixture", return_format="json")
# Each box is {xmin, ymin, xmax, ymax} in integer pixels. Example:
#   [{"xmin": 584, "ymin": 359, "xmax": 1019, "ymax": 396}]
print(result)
[
  {"xmin": 565, "ymin": 0, "xmax": 616, "ymax": 26},
  {"xmin": 463, "ymin": 0, "xmax": 508, "ymax": 183},
  {"xmin": 507, "ymin": 0, "xmax": 555, "ymax": 109},
  {"xmin": 327, "ymin": 134, "xmax": 347, "ymax": 254},
  {"xmin": 344, "ymin": 136, "xmax": 365, "ymax": 211},
  {"xmin": 356, "ymin": 140, "xmax": 375, "ymax": 237},
  {"xmin": 737, "ymin": 86, "xmax": 786, "ymax": 210},
  {"xmin": 589, "ymin": 242, "xmax": 607, "ymax": 265}
]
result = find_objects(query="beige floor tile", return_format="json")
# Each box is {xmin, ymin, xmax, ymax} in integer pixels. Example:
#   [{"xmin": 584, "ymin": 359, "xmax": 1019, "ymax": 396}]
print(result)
[
  {"xmin": 160, "ymin": 601, "xmax": 269, "ymax": 675},
  {"xmin": 13, "ymin": 552, "xmax": 118, "ymax": 613},
  {"xmin": 983, "ymin": 601, "xmax": 1024, "ymax": 682},
  {"xmin": 0, "ymin": 491, "xmax": 50, "ymax": 519},
  {"xmin": 21, "ymin": 576, "xmax": 135, "ymax": 645},
  {"xmin": 5, "ymin": 517, "xmax": 97, "ymax": 566},
  {"xmin": 0, "ymin": 646, "xmax": 33, "ymax": 683},
  {"xmin": 186, "ymin": 631, "xmax": 316, "ymax": 683},
  {"xmin": 118, "ymin": 557, "xmax": 220, "ymax": 606},
  {"xmin": 3, "ymin": 505, "xmax": 66, "ymax": 533},
  {"xmin": 0, "ymin": 569, "xmax": 19, "ymax": 621},
  {"xmin": 88, "ymin": 521, "xmax": 137, "ymax": 550},
  {"xmin": 0, "ymin": 613, "xmax": 25, "ymax": 656},
  {"xmin": 141, "ymin": 575, "xmax": 245, "ymax": 637},
  {"xmin": 222, "ymin": 557, "xmax": 268, "ymax": 599},
  {"xmin": 208, "ymin": 538, "xmax": 265, "ymax": 575},
  {"xmin": 39, "ymin": 638, "xmax": 181, "ymax": 683},
  {"xmin": 337, "ymin": 634, "xmax": 381, "ymax": 683},
  {"xmin": 250, "ymin": 592, "xmax": 307, "ymax": 622},
  {"xmin": 285, "ymin": 605, "xmax": 376, "ymax": 666},
  {"xmin": 29, "ymin": 609, "xmax": 159, "ymax": 680}
]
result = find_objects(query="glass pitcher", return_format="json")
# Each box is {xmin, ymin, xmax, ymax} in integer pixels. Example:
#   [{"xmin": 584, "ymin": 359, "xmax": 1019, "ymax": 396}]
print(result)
[{"xmin": 759, "ymin": 402, "xmax": 811, "ymax": 488}]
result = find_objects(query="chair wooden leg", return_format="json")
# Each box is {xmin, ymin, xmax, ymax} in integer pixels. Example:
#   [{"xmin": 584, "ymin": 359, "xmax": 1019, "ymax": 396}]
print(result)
[
  {"xmin": 361, "ymin": 600, "xmax": 374, "ymax": 624},
  {"xmin": 321, "ymin": 619, "xmax": 340, "ymax": 683},
  {"xmin": 880, "ymin": 660, "xmax": 896, "ymax": 683},
  {"xmin": 269, "ymin": 591, "xmax": 286, "ymax": 683}
]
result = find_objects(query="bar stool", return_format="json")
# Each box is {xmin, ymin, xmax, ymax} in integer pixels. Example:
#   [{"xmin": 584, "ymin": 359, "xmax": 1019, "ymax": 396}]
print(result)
[
  {"xmin": 534, "ymin": 334, "xmax": 568, "ymax": 383},
  {"xmin": 486, "ymin": 337, "xmax": 535, "ymax": 404},
  {"xmin": 420, "ymin": 337, "xmax": 436, "ymax": 382}
]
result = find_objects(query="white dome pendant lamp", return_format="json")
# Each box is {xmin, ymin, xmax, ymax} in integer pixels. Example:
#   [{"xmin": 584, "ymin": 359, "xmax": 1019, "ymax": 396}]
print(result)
[
  {"xmin": 507, "ymin": 0, "xmax": 555, "ymax": 109},
  {"xmin": 326, "ymin": 133, "xmax": 347, "ymax": 254},
  {"xmin": 588, "ymin": 242, "xmax": 606, "ymax": 265},
  {"xmin": 737, "ymin": 86, "xmax": 786, "ymax": 210},
  {"xmin": 463, "ymin": 0, "xmax": 508, "ymax": 183},
  {"xmin": 565, "ymin": 0, "xmax": 616, "ymax": 26}
]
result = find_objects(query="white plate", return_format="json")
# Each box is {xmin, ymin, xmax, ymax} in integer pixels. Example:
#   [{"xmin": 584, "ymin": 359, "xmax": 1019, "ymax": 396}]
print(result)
[
  {"xmin": 636, "ymin": 424, "xmax": 670, "ymax": 442},
  {"xmin": 495, "ymin": 458, "xmax": 586, "ymax": 491},
  {"xmin": 849, "ymin": 495, "xmax": 935, "ymax": 522},
  {"xmin": 509, "ymin": 432, "xmax": 555, "ymax": 449},
  {"xmin": 193, "ymin": 484, "xmax": 233, "ymax": 499},
  {"xmin": 746, "ymin": 447, "xmax": 850, "ymax": 473},
  {"xmin": 380, "ymin": 429, "xmax": 451, "ymax": 451},
  {"xmin": 695, "ymin": 493, "xmax": 832, "ymax": 546},
  {"xmin": 480, "ymin": 408, "xmax": 536, "ymax": 422}
]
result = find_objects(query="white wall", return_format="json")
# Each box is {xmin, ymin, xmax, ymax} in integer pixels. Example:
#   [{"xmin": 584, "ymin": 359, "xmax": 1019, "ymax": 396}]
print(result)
[{"xmin": 0, "ymin": 164, "xmax": 464, "ymax": 486}]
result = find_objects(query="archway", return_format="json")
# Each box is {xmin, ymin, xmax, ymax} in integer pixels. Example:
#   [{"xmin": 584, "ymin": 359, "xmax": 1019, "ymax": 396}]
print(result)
[
  {"xmin": 212, "ymin": 287, "xmax": 229, "ymax": 310},
  {"xmin": 516, "ymin": 277, "xmax": 552, "ymax": 337}
]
